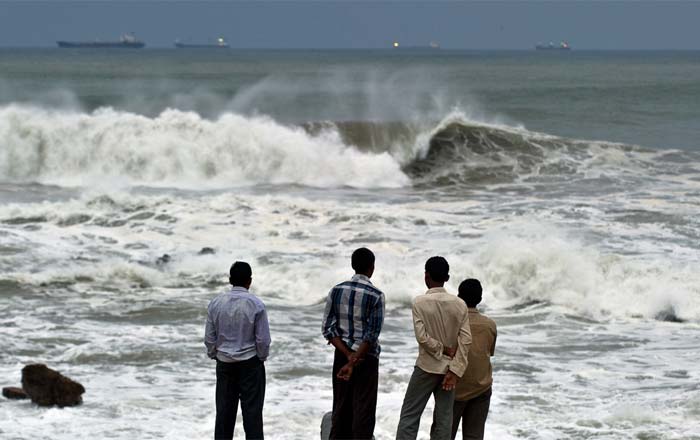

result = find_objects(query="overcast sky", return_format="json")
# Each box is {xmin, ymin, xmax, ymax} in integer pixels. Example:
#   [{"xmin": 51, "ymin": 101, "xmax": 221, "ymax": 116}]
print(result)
[{"xmin": 2, "ymin": 1, "xmax": 699, "ymax": 49}]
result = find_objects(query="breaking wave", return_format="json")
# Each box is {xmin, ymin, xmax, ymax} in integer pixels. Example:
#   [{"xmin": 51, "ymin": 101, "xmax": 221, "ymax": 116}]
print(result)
[{"xmin": 0, "ymin": 104, "xmax": 693, "ymax": 189}]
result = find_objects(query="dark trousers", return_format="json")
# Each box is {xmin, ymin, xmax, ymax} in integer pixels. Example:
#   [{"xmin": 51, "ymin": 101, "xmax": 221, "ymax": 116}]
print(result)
[
  {"xmin": 215, "ymin": 357, "xmax": 266, "ymax": 440},
  {"xmin": 330, "ymin": 349, "xmax": 379, "ymax": 440},
  {"xmin": 397, "ymin": 367, "xmax": 455, "ymax": 440},
  {"xmin": 450, "ymin": 388, "xmax": 492, "ymax": 440}
]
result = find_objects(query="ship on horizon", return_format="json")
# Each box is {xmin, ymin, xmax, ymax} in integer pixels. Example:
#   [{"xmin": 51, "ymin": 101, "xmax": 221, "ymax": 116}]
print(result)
[
  {"xmin": 535, "ymin": 41, "xmax": 571, "ymax": 51},
  {"xmin": 57, "ymin": 33, "xmax": 145, "ymax": 49},
  {"xmin": 174, "ymin": 37, "xmax": 229, "ymax": 49},
  {"xmin": 391, "ymin": 41, "xmax": 440, "ymax": 50}
]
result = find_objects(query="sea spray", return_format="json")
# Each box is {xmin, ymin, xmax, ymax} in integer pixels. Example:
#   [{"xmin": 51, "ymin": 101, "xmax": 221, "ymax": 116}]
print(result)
[{"xmin": 0, "ymin": 105, "xmax": 409, "ymax": 188}]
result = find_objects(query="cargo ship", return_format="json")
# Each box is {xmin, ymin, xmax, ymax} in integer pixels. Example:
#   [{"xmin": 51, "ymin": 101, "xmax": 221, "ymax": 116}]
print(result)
[
  {"xmin": 57, "ymin": 33, "xmax": 145, "ymax": 49},
  {"xmin": 174, "ymin": 37, "xmax": 229, "ymax": 49},
  {"xmin": 535, "ymin": 41, "xmax": 571, "ymax": 51}
]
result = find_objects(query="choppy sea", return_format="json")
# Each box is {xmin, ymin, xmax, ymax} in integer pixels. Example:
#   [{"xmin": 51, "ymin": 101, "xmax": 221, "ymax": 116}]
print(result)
[{"xmin": 1, "ymin": 49, "xmax": 699, "ymax": 439}]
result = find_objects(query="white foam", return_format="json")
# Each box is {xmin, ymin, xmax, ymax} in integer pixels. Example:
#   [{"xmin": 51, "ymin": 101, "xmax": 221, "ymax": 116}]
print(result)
[{"xmin": 0, "ymin": 105, "xmax": 409, "ymax": 189}]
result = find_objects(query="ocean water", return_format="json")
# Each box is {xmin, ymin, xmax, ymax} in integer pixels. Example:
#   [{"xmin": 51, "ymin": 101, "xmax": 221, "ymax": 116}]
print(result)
[{"xmin": 0, "ymin": 49, "xmax": 699, "ymax": 439}]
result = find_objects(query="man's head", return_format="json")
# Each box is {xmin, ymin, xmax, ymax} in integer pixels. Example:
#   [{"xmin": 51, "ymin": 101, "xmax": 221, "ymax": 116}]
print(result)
[
  {"xmin": 229, "ymin": 261, "xmax": 252, "ymax": 289},
  {"xmin": 458, "ymin": 278, "xmax": 483, "ymax": 308},
  {"xmin": 424, "ymin": 256, "xmax": 449, "ymax": 288},
  {"xmin": 351, "ymin": 247, "xmax": 375, "ymax": 277}
]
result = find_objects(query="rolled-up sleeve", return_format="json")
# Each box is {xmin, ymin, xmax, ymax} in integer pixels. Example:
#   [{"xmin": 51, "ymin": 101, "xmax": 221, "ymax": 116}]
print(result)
[
  {"xmin": 322, "ymin": 289, "xmax": 340, "ymax": 340},
  {"xmin": 204, "ymin": 305, "xmax": 218, "ymax": 359},
  {"xmin": 448, "ymin": 311, "xmax": 472, "ymax": 377},
  {"xmin": 412, "ymin": 301, "xmax": 444, "ymax": 360},
  {"xmin": 255, "ymin": 308, "xmax": 271, "ymax": 361},
  {"xmin": 362, "ymin": 294, "xmax": 384, "ymax": 344}
]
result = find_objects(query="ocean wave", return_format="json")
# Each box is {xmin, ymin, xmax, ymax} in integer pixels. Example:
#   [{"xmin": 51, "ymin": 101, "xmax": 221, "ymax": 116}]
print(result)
[
  {"xmin": 0, "ymin": 104, "xmax": 694, "ymax": 190},
  {"xmin": 0, "ymin": 105, "xmax": 408, "ymax": 189}
]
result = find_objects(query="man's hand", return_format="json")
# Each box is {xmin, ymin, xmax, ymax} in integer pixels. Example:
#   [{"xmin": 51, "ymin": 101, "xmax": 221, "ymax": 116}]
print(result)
[
  {"xmin": 328, "ymin": 337, "xmax": 355, "ymax": 360},
  {"xmin": 337, "ymin": 363, "xmax": 354, "ymax": 381},
  {"xmin": 442, "ymin": 371, "xmax": 458, "ymax": 391},
  {"xmin": 442, "ymin": 346, "xmax": 456, "ymax": 358}
]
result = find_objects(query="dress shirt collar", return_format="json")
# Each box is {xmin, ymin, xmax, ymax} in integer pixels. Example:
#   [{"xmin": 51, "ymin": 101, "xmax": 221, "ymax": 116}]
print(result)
[
  {"xmin": 229, "ymin": 286, "xmax": 249, "ymax": 294},
  {"xmin": 468, "ymin": 307, "xmax": 480, "ymax": 313},
  {"xmin": 425, "ymin": 287, "xmax": 447, "ymax": 295},
  {"xmin": 351, "ymin": 274, "xmax": 372, "ymax": 283}
]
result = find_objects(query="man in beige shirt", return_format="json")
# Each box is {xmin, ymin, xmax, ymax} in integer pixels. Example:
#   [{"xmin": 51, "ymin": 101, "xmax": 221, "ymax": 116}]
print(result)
[
  {"xmin": 450, "ymin": 279, "xmax": 496, "ymax": 440},
  {"xmin": 396, "ymin": 257, "xmax": 472, "ymax": 440}
]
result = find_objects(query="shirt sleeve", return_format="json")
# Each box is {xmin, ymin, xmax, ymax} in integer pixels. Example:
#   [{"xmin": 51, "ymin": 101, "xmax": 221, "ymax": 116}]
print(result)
[
  {"xmin": 322, "ymin": 289, "xmax": 341, "ymax": 340},
  {"xmin": 204, "ymin": 304, "xmax": 218, "ymax": 359},
  {"xmin": 412, "ymin": 300, "xmax": 444, "ymax": 360},
  {"xmin": 362, "ymin": 293, "xmax": 384, "ymax": 344},
  {"xmin": 448, "ymin": 309, "xmax": 473, "ymax": 377},
  {"xmin": 255, "ymin": 306, "xmax": 272, "ymax": 361}
]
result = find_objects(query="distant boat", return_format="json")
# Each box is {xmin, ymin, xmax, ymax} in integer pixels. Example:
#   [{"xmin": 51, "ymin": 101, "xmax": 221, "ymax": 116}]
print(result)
[
  {"xmin": 391, "ymin": 41, "xmax": 440, "ymax": 50},
  {"xmin": 535, "ymin": 41, "xmax": 571, "ymax": 51},
  {"xmin": 57, "ymin": 33, "xmax": 145, "ymax": 49},
  {"xmin": 174, "ymin": 37, "xmax": 229, "ymax": 49}
]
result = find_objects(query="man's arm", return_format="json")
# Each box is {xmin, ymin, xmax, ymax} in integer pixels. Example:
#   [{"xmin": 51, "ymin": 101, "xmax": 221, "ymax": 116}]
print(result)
[
  {"xmin": 412, "ymin": 301, "xmax": 444, "ymax": 359},
  {"xmin": 204, "ymin": 306, "xmax": 218, "ymax": 359},
  {"xmin": 442, "ymin": 310, "xmax": 472, "ymax": 390},
  {"xmin": 491, "ymin": 325, "xmax": 497, "ymax": 356},
  {"xmin": 255, "ymin": 307, "xmax": 271, "ymax": 361},
  {"xmin": 447, "ymin": 310, "xmax": 472, "ymax": 377},
  {"xmin": 322, "ymin": 289, "xmax": 341, "ymax": 341}
]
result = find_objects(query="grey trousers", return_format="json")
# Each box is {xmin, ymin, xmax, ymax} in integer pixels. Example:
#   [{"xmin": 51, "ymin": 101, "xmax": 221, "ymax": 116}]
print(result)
[
  {"xmin": 396, "ymin": 366, "xmax": 455, "ymax": 440},
  {"xmin": 450, "ymin": 388, "xmax": 491, "ymax": 440}
]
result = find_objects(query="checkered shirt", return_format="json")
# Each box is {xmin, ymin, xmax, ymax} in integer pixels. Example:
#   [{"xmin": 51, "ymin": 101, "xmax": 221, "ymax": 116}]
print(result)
[{"xmin": 321, "ymin": 274, "xmax": 385, "ymax": 358}]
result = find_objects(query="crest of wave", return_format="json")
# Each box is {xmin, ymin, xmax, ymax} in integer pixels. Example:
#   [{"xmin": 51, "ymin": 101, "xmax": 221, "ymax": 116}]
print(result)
[{"xmin": 0, "ymin": 105, "xmax": 409, "ymax": 189}]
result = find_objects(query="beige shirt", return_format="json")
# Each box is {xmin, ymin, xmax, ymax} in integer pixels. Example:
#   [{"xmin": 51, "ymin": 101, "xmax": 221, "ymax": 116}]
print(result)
[
  {"xmin": 455, "ymin": 308, "xmax": 497, "ymax": 401},
  {"xmin": 412, "ymin": 287, "xmax": 472, "ymax": 377}
]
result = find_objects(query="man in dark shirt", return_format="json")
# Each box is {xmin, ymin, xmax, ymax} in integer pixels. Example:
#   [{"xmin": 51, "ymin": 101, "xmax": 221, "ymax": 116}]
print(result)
[
  {"xmin": 205, "ymin": 261, "xmax": 271, "ymax": 440},
  {"xmin": 321, "ymin": 248, "xmax": 385, "ymax": 440},
  {"xmin": 451, "ymin": 279, "xmax": 497, "ymax": 440}
]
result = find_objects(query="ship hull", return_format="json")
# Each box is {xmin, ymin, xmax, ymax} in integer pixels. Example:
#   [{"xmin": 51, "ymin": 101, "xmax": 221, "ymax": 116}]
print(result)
[
  {"xmin": 174, "ymin": 43, "xmax": 229, "ymax": 49},
  {"xmin": 535, "ymin": 46, "xmax": 571, "ymax": 51},
  {"xmin": 57, "ymin": 41, "xmax": 145, "ymax": 49}
]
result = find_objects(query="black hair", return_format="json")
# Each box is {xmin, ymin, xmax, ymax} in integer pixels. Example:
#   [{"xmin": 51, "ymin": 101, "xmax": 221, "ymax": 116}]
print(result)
[
  {"xmin": 458, "ymin": 278, "xmax": 483, "ymax": 308},
  {"xmin": 229, "ymin": 261, "xmax": 252, "ymax": 287},
  {"xmin": 425, "ymin": 256, "xmax": 449, "ymax": 283},
  {"xmin": 351, "ymin": 248, "xmax": 375, "ymax": 274}
]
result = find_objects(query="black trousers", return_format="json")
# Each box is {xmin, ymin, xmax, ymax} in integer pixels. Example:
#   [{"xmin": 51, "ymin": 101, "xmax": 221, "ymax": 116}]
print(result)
[
  {"xmin": 330, "ymin": 349, "xmax": 379, "ymax": 440},
  {"xmin": 215, "ymin": 357, "xmax": 266, "ymax": 440},
  {"xmin": 450, "ymin": 388, "xmax": 492, "ymax": 440}
]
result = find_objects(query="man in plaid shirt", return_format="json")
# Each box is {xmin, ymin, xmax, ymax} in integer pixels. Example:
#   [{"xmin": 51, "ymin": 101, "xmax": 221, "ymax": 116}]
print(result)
[{"xmin": 322, "ymin": 247, "xmax": 385, "ymax": 440}]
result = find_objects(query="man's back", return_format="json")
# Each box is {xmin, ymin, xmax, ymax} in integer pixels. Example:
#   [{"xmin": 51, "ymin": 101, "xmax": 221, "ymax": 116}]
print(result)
[
  {"xmin": 455, "ymin": 309, "xmax": 496, "ymax": 402},
  {"xmin": 205, "ymin": 286, "xmax": 270, "ymax": 362},
  {"xmin": 322, "ymin": 274, "xmax": 385, "ymax": 358},
  {"xmin": 412, "ymin": 287, "xmax": 471, "ymax": 375}
]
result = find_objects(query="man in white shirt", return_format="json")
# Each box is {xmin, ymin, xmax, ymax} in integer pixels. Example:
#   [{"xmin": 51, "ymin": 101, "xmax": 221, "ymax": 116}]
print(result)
[{"xmin": 205, "ymin": 261, "xmax": 271, "ymax": 440}]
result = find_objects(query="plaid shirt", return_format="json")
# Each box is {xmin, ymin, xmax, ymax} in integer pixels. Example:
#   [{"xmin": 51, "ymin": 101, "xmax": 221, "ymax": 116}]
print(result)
[{"xmin": 322, "ymin": 274, "xmax": 385, "ymax": 358}]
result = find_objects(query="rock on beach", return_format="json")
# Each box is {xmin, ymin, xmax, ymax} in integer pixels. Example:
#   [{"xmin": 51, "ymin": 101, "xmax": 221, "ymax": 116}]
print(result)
[
  {"xmin": 2, "ymin": 386, "xmax": 29, "ymax": 400},
  {"xmin": 21, "ymin": 364, "xmax": 85, "ymax": 407}
]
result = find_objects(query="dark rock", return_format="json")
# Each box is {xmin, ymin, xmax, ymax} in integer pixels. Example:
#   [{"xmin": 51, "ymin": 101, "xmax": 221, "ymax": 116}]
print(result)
[
  {"xmin": 3, "ymin": 386, "xmax": 28, "ymax": 400},
  {"xmin": 198, "ymin": 247, "xmax": 216, "ymax": 255},
  {"xmin": 320, "ymin": 411, "xmax": 373, "ymax": 440},
  {"xmin": 656, "ymin": 307, "xmax": 684, "ymax": 323},
  {"xmin": 320, "ymin": 411, "xmax": 332, "ymax": 440},
  {"xmin": 156, "ymin": 254, "xmax": 171, "ymax": 265},
  {"xmin": 21, "ymin": 364, "xmax": 85, "ymax": 407}
]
